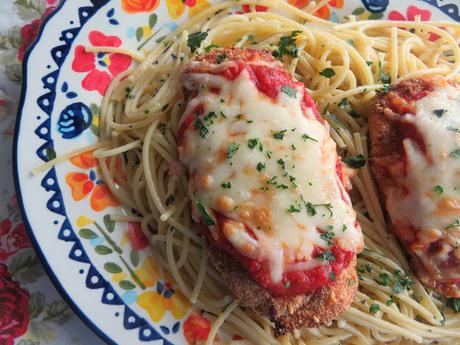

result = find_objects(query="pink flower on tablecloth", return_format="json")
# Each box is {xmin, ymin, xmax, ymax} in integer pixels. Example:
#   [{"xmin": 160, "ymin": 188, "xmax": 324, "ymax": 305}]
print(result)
[
  {"xmin": 128, "ymin": 222, "xmax": 149, "ymax": 250},
  {"xmin": 72, "ymin": 31, "xmax": 132, "ymax": 95},
  {"xmin": 0, "ymin": 220, "xmax": 31, "ymax": 262},
  {"xmin": 388, "ymin": 5, "xmax": 440, "ymax": 41},
  {"xmin": 17, "ymin": 7, "xmax": 57, "ymax": 62},
  {"xmin": 0, "ymin": 264, "xmax": 29, "ymax": 345}
]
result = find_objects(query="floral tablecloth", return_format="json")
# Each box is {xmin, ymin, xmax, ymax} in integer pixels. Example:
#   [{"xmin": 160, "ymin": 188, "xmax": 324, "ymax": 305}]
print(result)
[{"xmin": 0, "ymin": 1, "xmax": 105, "ymax": 344}]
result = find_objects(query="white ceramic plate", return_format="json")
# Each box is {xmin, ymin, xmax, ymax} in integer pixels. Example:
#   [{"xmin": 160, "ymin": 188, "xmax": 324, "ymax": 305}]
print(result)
[{"xmin": 14, "ymin": 0, "xmax": 460, "ymax": 344}]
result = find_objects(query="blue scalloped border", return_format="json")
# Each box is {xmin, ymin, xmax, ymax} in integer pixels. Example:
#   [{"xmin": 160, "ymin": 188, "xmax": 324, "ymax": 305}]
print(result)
[
  {"xmin": 421, "ymin": 0, "xmax": 460, "ymax": 22},
  {"xmin": 14, "ymin": 0, "xmax": 173, "ymax": 344}
]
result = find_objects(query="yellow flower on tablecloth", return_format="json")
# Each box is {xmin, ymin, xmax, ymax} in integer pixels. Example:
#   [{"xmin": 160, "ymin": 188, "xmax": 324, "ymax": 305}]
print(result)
[
  {"xmin": 166, "ymin": 0, "xmax": 211, "ymax": 20},
  {"xmin": 137, "ymin": 282, "xmax": 190, "ymax": 322}
]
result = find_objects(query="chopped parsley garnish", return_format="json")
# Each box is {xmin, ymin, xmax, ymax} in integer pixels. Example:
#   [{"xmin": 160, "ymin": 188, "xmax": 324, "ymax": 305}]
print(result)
[
  {"xmin": 216, "ymin": 52, "xmax": 227, "ymax": 64},
  {"xmin": 369, "ymin": 303, "xmax": 380, "ymax": 314},
  {"xmin": 301, "ymin": 133, "xmax": 318, "ymax": 142},
  {"xmin": 266, "ymin": 150, "xmax": 273, "ymax": 159},
  {"xmin": 391, "ymin": 270, "xmax": 413, "ymax": 293},
  {"xmin": 272, "ymin": 129, "xmax": 287, "ymax": 140},
  {"xmin": 267, "ymin": 176, "xmax": 278, "ymax": 186},
  {"xmin": 248, "ymin": 138, "xmax": 259, "ymax": 149},
  {"xmin": 291, "ymin": 144, "xmax": 297, "ymax": 151},
  {"xmin": 277, "ymin": 159, "xmax": 286, "ymax": 170},
  {"xmin": 273, "ymin": 30, "xmax": 301, "ymax": 59},
  {"xmin": 446, "ymin": 219, "xmax": 460, "ymax": 230},
  {"xmin": 220, "ymin": 99, "xmax": 225, "ymax": 103},
  {"xmin": 433, "ymin": 109, "xmax": 447, "ymax": 117},
  {"xmin": 446, "ymin": 298, "xmax": 460, "ymax": 312},
  {"xmin": 305, "ymin": 202, "xmax": 317, "ymax": 216},
  {"xmin": 378, "ymin": 61, "xmax": 391, "ymax": 84},
  {"xmin": 342, "ymin": 224, "xmax": 348, "ymax": 232},
  {"xmin": 343, "ymin": 154, "xmax": 366, "ymax": 168},
  {"xmin": 319, "ymin": 68, "xmax": 336, "ymax": 78},
  {"xmin": 125, "ymin": 87, "xmax": 135, "ymax": 99},
  {"xmin": 284, "ymin": 281, "xmax": 291, "ymax": 288},
  {"xmin": 433, "ymin": 185, "xmax": 444, "ymax": 195},
  {"xmin": 227, "ymin": 142, "xmax": 240, "ymax": 159},
  {"xmin": 316, "ymin": 250, "xmax": 336, "ymax": 262},
  {"xmin": 194, "ymin": 117, "xmax": 209, "ymax": 138},
  {"xmin": 329, "ymin": 272, "xmax": 336, "ymax": 281},
  {"xmin": 386, "ymin": 297, "xmax": 395, "ymax": 306},
  {"xmin": 276, "ymin": 184, "xmax": 289, "ymax": 189},
  {"xmin": 256, "ymin": 162, "xmax": 266, "ymax": 172},
  {"xmin": 204, "ymin": 111, "xmax": 217, "ymax": 123},
  {"xmin": 195, "ymin": 198, "xmax": 216, "ymax": 226},
  {"xmin": 280, "ymin": 86, "xmax": 297, "ymax": 98},
  {"xmin": 165, "ymin": 195, "xmax": 175, "ymax": 206},
  {"xmin": 450, "ymin": 148, "xmax": 460, "ymax": 158},
  {"xmin": 187, "ymin": 31, "xmax": 208, "ymax": 53},
  {"xmin": 247, "ymin": 34, "xmax": 257, "ymax": 44},
  {"xmin": 320, "ymin": 231, "xmax": 335, "ymax": 245},
  {"xmin": 338, "ymin": 98, "xmax": 349, "ymax": 108},
  {"xmin": 377, "ymin": 272, "xmax": 389, "ymax": 286},
  {"xmin": 287, "ymin": 204, "xmax": 301, "ymax": 213},
  {"xmin": 366, "ymin": 61, "xmax": 373, "ymax": 66},
  {"xmin": 221, "ymin": 182, "xmax": 232, "ymax": 189},
  {"xmin": 447, "ymin": 126, "xmax": 460, "ymax": 133}
]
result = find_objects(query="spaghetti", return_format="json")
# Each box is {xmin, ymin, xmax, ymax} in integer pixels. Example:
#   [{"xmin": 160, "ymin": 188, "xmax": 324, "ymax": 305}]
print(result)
[{"xmin": 95, "ymin": 1, "xmax": 460, "ymax": 343}]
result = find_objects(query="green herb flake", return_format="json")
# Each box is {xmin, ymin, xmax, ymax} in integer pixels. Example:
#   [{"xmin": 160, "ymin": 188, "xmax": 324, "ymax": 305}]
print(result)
[
  {"xmin": 227, "ymin": 142, "xmax": 240, "ymax": 159},
  {"xmin": 366, "ymin": 61, "xmax": 373, "ymax": 66},
  {"xmin": 386, "ymin": 297, "xmax": 395, "ymax": 306},
  {"xmin": 195, "ymin": 198, "xmax": 216, "ymax": 226},
  {"xmin": 377, "ymin": 272, "xmax": 389, "ymax": 286},
  {"xmin": 450, "ymin": 148, "xmax": 460, "ymax": 158},
  {"xmin": 267, "ymin": 150, "xmax": 273, "ymax": 159},
  {"xmin": 433, "ymin": 185, "xmax": 444, "ymax": 195},
  {"xmin": 280, "ymin": 86, "xmax": 297, "ymax": 98},
  {"xmin": 187, "ymin": 32, "xmax": 208, "ymax": 53},
  {"xmin": 320, "ymin": 231, "xmax": 335, "ymax": 246},
  {"xmin": 284, "ymin": 281, "xmax": 291, "ymax": 288},
  {"xmin": 446, "ymin": 298, "xmax": 460, "ymax": 312},
  {"xmin": 272, "ymin": 129, "xmax": 288, "ymax": 140},
  {"xmin": 291, "ymin": 144, "xmax": 297, "ymax": 151},
  {"xmin": 338, "ymin": 98, "xmax": 349, "ymax": 108},
  {"xmin": 273, "ymin": 30, "xmax": 301, "ymax": 59},
  {"xmin": 378, "ymin": 61, "xmax": 391, "ymax": 84},
  {"xmin": 433, "ymin": 109, "xmax": 447, "ymax": 117},
  {"xmin": 221, "ymin": 182, "xmax": 232, "ymax": 189},
  {"xmin": 287, "ymin": 205, "xmax": 301, "ymax": 213},
  {"xmin": 319, "ymin": 68, "xmax": 336, "ymax": 78},
  {"xmin": 316, "ymin": 250, "xmax": 336, "ymax": 262},
  {"xmin": 369, "ymin": 303, "xmax": 380, "ymax": 314},
  {"xmin": 447, "ymin": 126, "xmax": 460, "ymax": 133},
  {"xmin": 256, "ymin": 162, "xmax": 266, "ymax": 172},
  {"xmin": 277, "ymin": 159, "xmax": 286, "ymax": 170},
  {"xmin": 301, "ymin": 133, "xmax": 318, "ymax": 142},
  {"xmin": 194, "ymin": 117, "xmax": 209, "ymax": 138},
  {"xmin": 248, "ymin": 138, "xmax": 259, "ymax": 149},
  {"xmin": 330, "ymin": 272, "xmax": 336, "ymax": 281},
  {"xmin": 343, "ymin": 154, "xmax": 366, "ymax": 168},
  {"xmin": 216, "ymin": 53, "xmax": 227, "ymax": 64},
  {"xmin": 446, "ymin": 219, "xmax": 460, "ymax": 229}
]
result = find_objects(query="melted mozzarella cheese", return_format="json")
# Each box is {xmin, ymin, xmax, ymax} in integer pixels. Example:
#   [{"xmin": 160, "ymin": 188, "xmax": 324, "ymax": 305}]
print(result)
[
  {"xmin": 387, "ymin": 83, "xmax": 460, "ymax": 280},
  {"xmin": 179, "ymin": 65, "xmax": 362, "ymax": 283}
]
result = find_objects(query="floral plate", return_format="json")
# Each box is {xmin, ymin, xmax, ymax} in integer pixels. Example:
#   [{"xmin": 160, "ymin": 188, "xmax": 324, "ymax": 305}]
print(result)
[{"xmin": 13, "ymin": 0, "xmax": 460, "ymax": 344}]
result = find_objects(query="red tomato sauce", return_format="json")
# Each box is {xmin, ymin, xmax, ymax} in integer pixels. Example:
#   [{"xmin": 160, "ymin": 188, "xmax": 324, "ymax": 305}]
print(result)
[{"xmin": 202, "ymin": 213, "xmax": 354, "ymax": 296}]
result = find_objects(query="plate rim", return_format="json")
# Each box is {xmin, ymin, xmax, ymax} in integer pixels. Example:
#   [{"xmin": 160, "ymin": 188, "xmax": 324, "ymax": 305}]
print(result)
[{"xmin": 13, "ymin": 1, "xmax": 117, "ymax": 344}]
